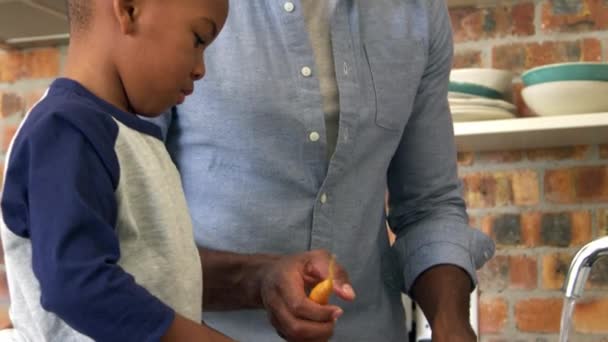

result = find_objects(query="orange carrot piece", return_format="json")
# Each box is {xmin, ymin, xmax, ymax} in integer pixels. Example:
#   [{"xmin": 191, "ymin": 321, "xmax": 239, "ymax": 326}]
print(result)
[{"xmin": 308, "ymin": 255, "xmax": 335, "ymax": 305}]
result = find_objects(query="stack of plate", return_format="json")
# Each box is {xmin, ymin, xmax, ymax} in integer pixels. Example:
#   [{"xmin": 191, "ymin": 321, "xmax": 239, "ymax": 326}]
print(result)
[
  {"xmin": 448, "ymin": 68, "xmax": 517, "ymax": 122},
  {"xmin": 521, "ymin": 62, "xmax": 608, "ymax": 116}
]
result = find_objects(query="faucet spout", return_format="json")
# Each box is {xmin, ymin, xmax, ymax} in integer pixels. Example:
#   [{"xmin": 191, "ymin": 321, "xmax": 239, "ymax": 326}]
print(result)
[{"xmin": 564, "ymin": 236, "xmax": 608, "ymax": 299}]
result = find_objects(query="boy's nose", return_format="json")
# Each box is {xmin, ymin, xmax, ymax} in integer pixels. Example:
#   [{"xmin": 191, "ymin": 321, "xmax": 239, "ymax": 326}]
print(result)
[{"xmin": 192, "ymin": 57, "xmax": 205, "ymax": 81}]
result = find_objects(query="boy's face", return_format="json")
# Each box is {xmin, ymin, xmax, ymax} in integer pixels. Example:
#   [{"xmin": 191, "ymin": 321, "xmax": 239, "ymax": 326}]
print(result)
[{"xmin": 116, "ymin": 0, "xmax": 228, "ymax": 116}]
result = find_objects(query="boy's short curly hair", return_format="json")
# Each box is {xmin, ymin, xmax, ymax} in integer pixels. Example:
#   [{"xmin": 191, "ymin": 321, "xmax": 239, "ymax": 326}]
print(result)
[{"xmin": 66, "ymin": 0, "xmax": 91, "ymax": 32}]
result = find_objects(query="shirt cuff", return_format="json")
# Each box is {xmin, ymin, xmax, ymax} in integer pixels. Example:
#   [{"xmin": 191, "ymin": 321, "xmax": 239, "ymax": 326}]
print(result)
[{"xmin": 391, "ymin": 220, "xmax": 495, "ymax": 294}]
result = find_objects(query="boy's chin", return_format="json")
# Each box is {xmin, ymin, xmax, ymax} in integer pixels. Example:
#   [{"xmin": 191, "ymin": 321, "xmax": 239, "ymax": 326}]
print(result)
[{"xmin": 135, "ymin": 106, "xmax": 171, "ymax": 118}]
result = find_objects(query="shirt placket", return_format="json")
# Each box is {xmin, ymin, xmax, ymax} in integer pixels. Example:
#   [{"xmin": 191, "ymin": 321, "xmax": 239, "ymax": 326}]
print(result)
[{"xmin": 309, "ymin": 0, "xmax": 361, "ymax": 251}]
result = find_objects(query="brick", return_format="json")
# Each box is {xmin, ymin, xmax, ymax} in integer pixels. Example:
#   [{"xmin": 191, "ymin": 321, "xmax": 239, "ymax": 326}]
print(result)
[
  {"xmin": 479, "ymin": 215, "xmax": 493, "ymax": 238},
  {"xmin": 574, "ymin": 166, "xmax": 608, "ymax": 202},
  {"xmin": 462, "ymin": 173, "xmax": 499, "ymax": 208},
  {"xmin": 542, "ymin": 252, "xmax": 572, "ymax": 290},
  {"xmin": 510, "ymin": 2, "xmax": 536, "ymax": 36},
  {"xmin": 457, "ymin": 152, "xmax": 474, "ymax": 167},
  {"xmin": 492, "ymin": 39, "xmax": 602, "ymax": 73},
  {"xmin": 24, "ymin": 88, "xmax": 49, "ymax": 113},
  {"xmin": 521, "ymin": 212, "xmax": 541, "ymax": 247},
  {"xmin": 545, "ymin": 166, "xmax": 608, "ymax": 203},
  {"xmin": 541, "ymin": 213, "xmax": 572, "ymax": 247},
  {"xmin": 542, "ymin": 0, "xmax": 608, "ymax": 33},
  {"xmin": 493, "ymin": 172, "xmax": 513, "ymax": 207},
  {"xmin": 570, "ymin": 211, "xmax": 592, "ymax": 246},
  {"xmin": 477, "ymin": 255, "xmax": 509, "ymax": 291},
  {"xmin": 2, "ymin": 124, "xmax": 18, "ymax": 153},
  {"xmin": 509, "ymin": 255, "xmax": 537, "ymax": 289},
  {"xmin": 515, "ymin": 298, "xmax": 562, "ymax": 332},
  {"xmin": 545, "ymin": 169, "xmax": 576, "ymax": 204},
  {"xmin": 581, "ymin": 38, "xmax": 603, "ymax": 62},
  {"xmin": 449, "ymin": 3, "xmax": 535, "ymax": 43},
  {"xmin": 573, "ymin": 298, "xmax": 608, "ymax": 333},
  {"xmin": 21, "ymin": 48, "xmax": 61, "ymax": 79},
  {"xmin": 588, "ymin": 256, "xmax": 608, "ymax": 288},
  {"xmin": 453, "ymin": 51, "xmax": 482, "ymax": 68},
  {"xmin": 524, "ymin": 211, "xmax": 591, "ymax": 248},
  {"xmin": 0, "ymin": 92, "xmax": 24, "ymax": 118},
  {"xmin": 0, "ymin": 50, "xmax": 23, "ymax": 82},
  {"xmin": 511, "ymin": 169, "xmax": 539, "ymax": 206},
  {"xmin": 600, "ymin": 145, "xmax": 608, "ymax": 159},
  {"xmin": 526, "ymin": 146, "xmax": 591, "ymax": 161},
  {"xmin": 600, "ymin": 208, "xmax": 608, "ymax": 236},
  {"xmin": 476, "ymin": 151, "xmax": 524, "ymax": 164},
  {"xmin": 479, "ymin": 296, "xmax": 508, "ymax": 334},
  {"xmin": 493, "ymin": 214, "xmax": 522, "ymax": 246}
]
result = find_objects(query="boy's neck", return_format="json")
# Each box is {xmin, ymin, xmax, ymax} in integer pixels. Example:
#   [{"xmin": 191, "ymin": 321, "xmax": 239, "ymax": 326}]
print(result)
[{"xmin": 63, "ymin": 40, "xmax": 134, "ymax": 114}]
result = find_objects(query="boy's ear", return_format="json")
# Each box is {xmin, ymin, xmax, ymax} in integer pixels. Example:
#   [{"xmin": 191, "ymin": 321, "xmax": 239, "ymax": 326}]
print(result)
[{"xmin": 112, "ymin": 0, "xmax": 138, "ymax": 34}]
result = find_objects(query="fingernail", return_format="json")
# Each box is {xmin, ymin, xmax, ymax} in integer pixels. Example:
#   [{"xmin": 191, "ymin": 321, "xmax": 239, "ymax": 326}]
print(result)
[
  {"xmin": 332, "ymin": 308, "xmax": 343, "ymax": 321},
  {"xmin": 342, "ymin": 284, "xmax": 355, "ymax": 298},
  {"xmin": 304, "ymin": 261, "xmax": 314, "ymax": 274}
]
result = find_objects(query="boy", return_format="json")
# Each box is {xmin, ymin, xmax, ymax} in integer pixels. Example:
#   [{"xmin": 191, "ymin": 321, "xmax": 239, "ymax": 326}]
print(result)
[{"xmin": 0, "ymin": 0, "xmax": 234, "ymax": 340}]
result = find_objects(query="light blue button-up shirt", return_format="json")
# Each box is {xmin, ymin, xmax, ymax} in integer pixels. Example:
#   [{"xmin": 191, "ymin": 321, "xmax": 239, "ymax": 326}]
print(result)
[{"xmin": 159, "ymin": 1, "xmax": 495, "ymax": 340}]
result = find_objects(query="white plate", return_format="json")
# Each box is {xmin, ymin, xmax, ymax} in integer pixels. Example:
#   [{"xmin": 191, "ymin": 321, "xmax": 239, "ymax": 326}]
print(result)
[
  {"xmin": 450, "ymin": 106, "xmax": 515, "ymax": 122},
  {"xmin": 448, "ymin": 91, "xmax": 484, "ymax": 99},
  {"xmin": 450, "ymin": 68, "xmax": 514, "ymax": 95},
  {"xmin": 449, "ymin": 98, "xmax": 517, "ymax": 112}
]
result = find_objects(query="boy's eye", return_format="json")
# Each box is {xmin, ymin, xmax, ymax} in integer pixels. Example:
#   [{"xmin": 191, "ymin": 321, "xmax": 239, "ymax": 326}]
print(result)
[{"xmin": 194, "ymin": 33, "xmax": 205, "ymax": 48}]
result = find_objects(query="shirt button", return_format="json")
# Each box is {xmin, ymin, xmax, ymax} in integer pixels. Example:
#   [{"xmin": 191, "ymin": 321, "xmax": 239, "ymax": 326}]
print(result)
[
  {"xmin": 309, "ymin": 131, "xmax": 320, "ymax": 142},
  {"xmin": 320, "ymin": 193, "xmax": 328, "ymax": 204},
  {"xmin": 284, "ymin": 2, "xmax": 295, "ymax": 12},
  {"xmin": 301, "ymin": 66, "xmax": 312, "ymax": 77}
]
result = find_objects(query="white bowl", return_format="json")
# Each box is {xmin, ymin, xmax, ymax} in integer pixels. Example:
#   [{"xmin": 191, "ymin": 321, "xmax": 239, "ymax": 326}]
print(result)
[
  {"xmin": 450, "ymin": 68, "xmax": 514, "ymax": 95},
  {"xmin": 522, "ymin": 81, "xmax": 608, "ymax": 116}
]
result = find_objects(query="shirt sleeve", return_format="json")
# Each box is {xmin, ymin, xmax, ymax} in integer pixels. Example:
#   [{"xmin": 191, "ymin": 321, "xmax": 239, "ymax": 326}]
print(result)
[
  {"xmin": 1, "ymin": 111, "xmax": 174, "ymax": 341},
  {"xmin": 386, "ymin": 0, "xmax": 495, "ymax": 294}
]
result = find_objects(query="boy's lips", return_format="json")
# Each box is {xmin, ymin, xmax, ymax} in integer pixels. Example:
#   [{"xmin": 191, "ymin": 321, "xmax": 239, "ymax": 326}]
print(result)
[{"xmin": 177, "ymin": 88, "xmax": 193, "ymax": 105}]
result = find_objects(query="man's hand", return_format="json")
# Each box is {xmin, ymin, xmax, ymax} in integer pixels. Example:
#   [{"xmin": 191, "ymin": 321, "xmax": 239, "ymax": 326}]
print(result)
[
  {"xmin": 200, "ymin": 248, "xmax": 355, "ymax": 341},
  {"xmin": 259, "ymin": 250, "xmax": 356, "ymax": 342},
  {"xmin": 411, "ymin": 264, "xmax": 476, "ymax": 342}
]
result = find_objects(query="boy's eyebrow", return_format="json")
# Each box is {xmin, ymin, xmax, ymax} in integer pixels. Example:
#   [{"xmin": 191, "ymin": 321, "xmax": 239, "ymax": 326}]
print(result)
[{"xmin": 200, "ymin": 17, "xmax": 218, "ymax": 38}]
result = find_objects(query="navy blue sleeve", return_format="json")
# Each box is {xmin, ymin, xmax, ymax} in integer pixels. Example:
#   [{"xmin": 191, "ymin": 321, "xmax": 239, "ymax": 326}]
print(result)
[{"xmin": 1, "ymin": 109, "xmax": 174, "ymax": 341}]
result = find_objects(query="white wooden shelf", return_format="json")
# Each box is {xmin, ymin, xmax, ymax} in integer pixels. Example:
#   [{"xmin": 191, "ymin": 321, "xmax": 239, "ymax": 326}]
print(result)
[
  {"xmin": 447, "ymin": 0, "xmax": 499, "ymax": 8},
  {"xmin": 454, "ymin": 112, "xmax": 608, "ymax": 152}
]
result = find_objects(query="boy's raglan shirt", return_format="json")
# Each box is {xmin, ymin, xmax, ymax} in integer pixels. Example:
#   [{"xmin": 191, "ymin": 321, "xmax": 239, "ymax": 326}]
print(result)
[{"xmin": 0, "ymin": 78, "xmax": 202, "ymax": 342}]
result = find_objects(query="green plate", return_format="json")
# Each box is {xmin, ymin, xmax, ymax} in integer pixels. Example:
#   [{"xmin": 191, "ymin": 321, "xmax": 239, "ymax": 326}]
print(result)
[
  {"xmin": 448, "ymin": 82, "xmax": 503, "ymax": 100},
  {"xmin": 522, "ymin": 62, "xmax": 608, "ymax": 86}
]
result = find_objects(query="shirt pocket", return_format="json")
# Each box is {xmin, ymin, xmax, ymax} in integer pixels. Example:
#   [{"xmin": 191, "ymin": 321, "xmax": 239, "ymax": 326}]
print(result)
[{"xmin": 363, "ymin": 39, "xmax": 426, "ymax": 131}]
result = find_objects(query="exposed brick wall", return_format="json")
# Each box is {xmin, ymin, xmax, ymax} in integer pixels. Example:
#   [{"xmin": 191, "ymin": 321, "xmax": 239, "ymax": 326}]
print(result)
[
  {"xmin": 452, "ymin": 1, "xmax": 608, "ymax": 340},
  {"xmin": 462, "ymin": 145, "xmax": 608, "ymax": 340}
]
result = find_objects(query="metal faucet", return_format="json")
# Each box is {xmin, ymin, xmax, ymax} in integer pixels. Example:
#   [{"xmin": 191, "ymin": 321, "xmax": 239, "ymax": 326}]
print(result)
[{"xmin": 564, "ymin": 236, "xmax": 608, "ymax": 298}]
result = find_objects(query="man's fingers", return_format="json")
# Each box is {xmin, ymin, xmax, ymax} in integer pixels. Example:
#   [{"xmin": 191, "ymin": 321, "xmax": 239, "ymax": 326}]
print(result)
[
  {"xmin": 268, "ymin": 300, "xmax": 336, "ymax": 341},
  {"xmin": 332, "ymin": 282, "xmax": 356, "ymax": 302},
  {"xmin": 282, "ymin": 281, "xmax": 342, "ymax": 322}
]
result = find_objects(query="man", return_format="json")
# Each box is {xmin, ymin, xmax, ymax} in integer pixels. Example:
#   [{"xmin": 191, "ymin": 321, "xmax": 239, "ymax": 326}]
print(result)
[{"xmin": 158, "ymin": 0, "xmax": 495, "ymax": 341}]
